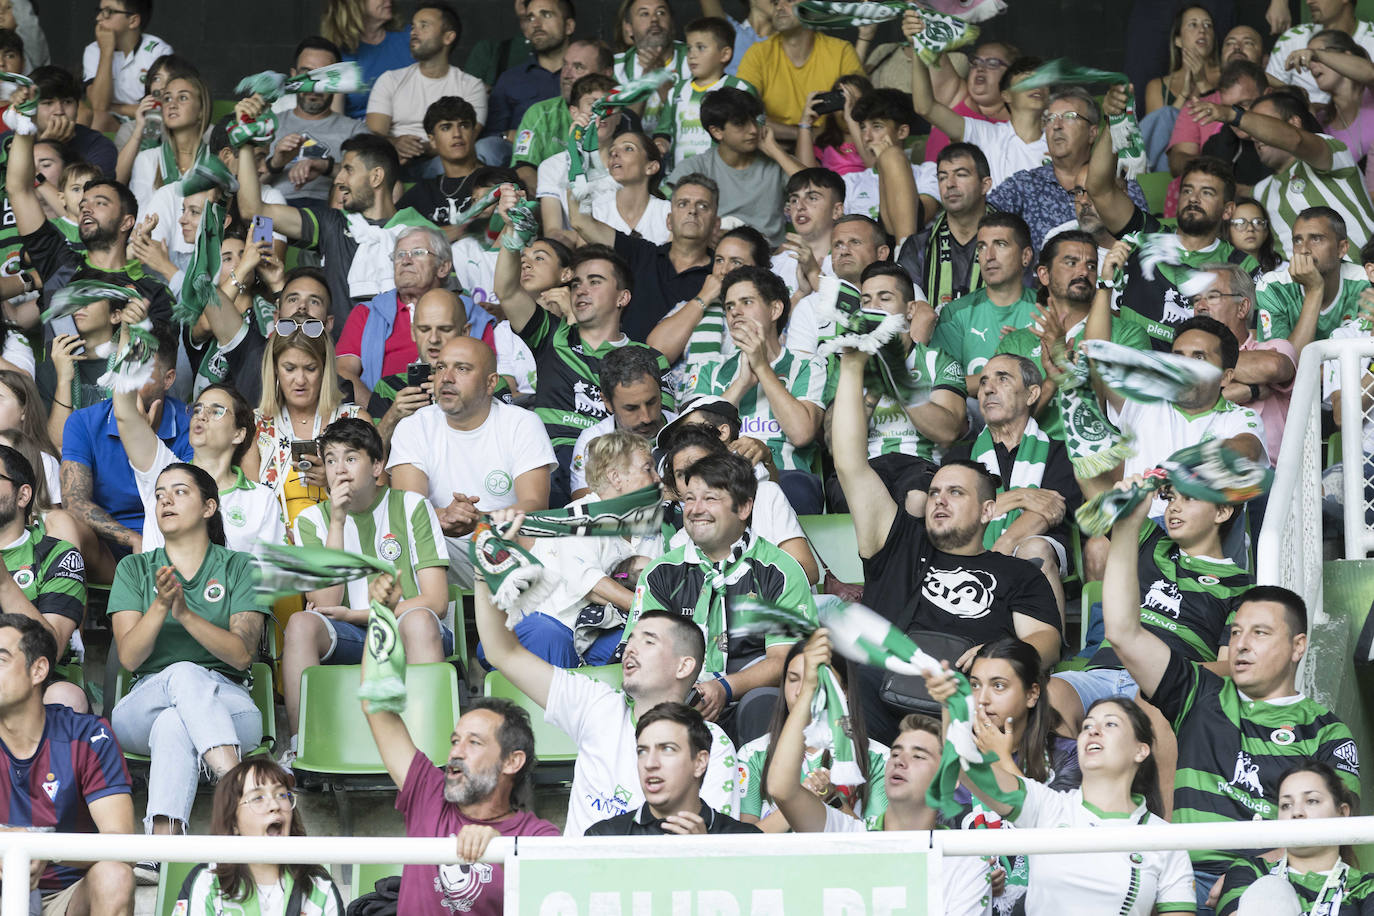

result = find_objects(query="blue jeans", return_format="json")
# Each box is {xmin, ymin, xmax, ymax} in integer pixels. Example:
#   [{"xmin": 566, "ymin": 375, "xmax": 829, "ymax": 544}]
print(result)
[
  {"xmin": 1194, "ymin": 868, "xmax": 1226, "ymax": 916},
  {"xmin": 478, "ymin": 613, "xmax": 623, "ymax": 669},
  {"xmin": 111, "ymin": 662, "xmax": 260, "ymax": 829},
  {"xmin": 321, "ymin": 610, "xmax": 454, "ymax": 664}
]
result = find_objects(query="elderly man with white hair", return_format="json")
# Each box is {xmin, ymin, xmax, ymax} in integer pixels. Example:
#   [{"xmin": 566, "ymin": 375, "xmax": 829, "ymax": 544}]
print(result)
[{"xmin": 336, "ymin": 225, "xmax": 467, "ymax": 404}]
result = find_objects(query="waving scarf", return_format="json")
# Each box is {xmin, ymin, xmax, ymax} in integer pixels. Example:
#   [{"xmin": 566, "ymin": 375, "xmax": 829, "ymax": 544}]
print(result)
[
  {"xmin": 1046, "ymin": 346, "xmax": 1135, "ymax": 477},
  {"xmin": 358, "ymin": 600, "xmax": 407, "ymax": 713},
  {"xmin": 41, "ymin": 280, "xmax": 136, "ymax": 324},
  {"xmin": 0, "ymin": 71, "xmax": 36, "ymax": 133},
  {"xmin": 502, "ymin": 199, "xmax": 541, "ymax": 251},
  {"xmin": 568, "ymin": 69, "xmax": 677, "ymax": 207},
  {"xmin": 175, "ymin": 151, "xmax": 239, "ymax": 325},
  {"xmin": 797, "ymin": 2, "xmax": 982, "ymax": 64},
  {"xmin": 227, "ymin": 111, "xmax": 277, "ymax": 149},
  {"xmin": 814, "ymin": 276, "xmax": 929, "ymax": 406},
  {"xmin": 97, "ymin": 319, "xmax": 158, "ymax": 393},
  {"xmin": 1079, "ymin": 337, "xmax": 1224, "ymax": 406},
  {"xmin": 1012, "ymin": 59, "xmax": 1147, "ymax": 178},
  {"xmin": 971, "ymin": 417, "xmax": 1050, "ymax": 548},
  {"xmin": 252, "ymin": 542, "xmax": 396, "ymax": 603}
]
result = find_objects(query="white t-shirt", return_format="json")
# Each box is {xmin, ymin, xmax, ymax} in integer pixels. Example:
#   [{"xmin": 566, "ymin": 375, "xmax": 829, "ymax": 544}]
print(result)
[
  {"xmin": 770, "ymin": 249, "xmax": 833, "ymax": 298},
  {"xmin": 386, "ymin": 399, "xmax": 557, "ymax": 527},
  {"xmin": 1267, "ymin": 21, "xmax": 1374, "ymax": 105},
  {"xmin": 545, "ymin": 667, "xmax": 741, "ymax": 836},
  {"xmin": 962, "ymin": 118, "xmax": 1048, "ymax": 189},
  {"xmin": 450, "ymin": 237, "xmax": 500, "ymax": 310},
  {"xmin": 1011, "ymin": 780, "xmax": 1195, "ymax": 916},
  {"xmin": 669, "ymin": 480, "xmax": 804, "ymax": 553},
  {"xmin": 783, "ymin": 292, "xmax": 832, "ymax": 357},
  {"xmin": 40, "ymin": 452, "xmax": 60, "ymax": 504},
  {"xmin": 366, "ymin": 63, "xmax": 489, "ymax": 137},
  {"xmin": 132, "ymin": 440, "xmax": 287, "ymax": 554},
  {"xmin": 842, "ymin": 162, "xmax": 939, "ymax": 222},
  {"xmin": 536, "ymin": 150, "xmax": 671, "ymax": 243},
  {"xmin": 494, "ymin": 320, "xmax": 537, "ymax": 394},
  {"xmin": 82, "ymin": 34, "xmax": 173, "ymax": 107},
  {"xmin": 139, "ymin": 180, "xmax": 288, "ymax": 258},
  {"xmin": 569, "ymin": 410, "xmax": 679, "ymax": 494},
  {"xmin": 821, "ymin": 806, "xmax": 993, "ymax": 916}
]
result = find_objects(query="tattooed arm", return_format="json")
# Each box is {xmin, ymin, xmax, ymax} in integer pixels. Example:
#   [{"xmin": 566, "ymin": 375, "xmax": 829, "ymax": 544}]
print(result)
[{"xmin": 60, "ymin": 460, "xmax": 141, "ymax": 554}]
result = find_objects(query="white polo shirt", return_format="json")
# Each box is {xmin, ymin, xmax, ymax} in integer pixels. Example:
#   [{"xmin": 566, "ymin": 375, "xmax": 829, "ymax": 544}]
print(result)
[{"xmin": 82, "ymin": 33, "xmax": 173, "ymax": 107}]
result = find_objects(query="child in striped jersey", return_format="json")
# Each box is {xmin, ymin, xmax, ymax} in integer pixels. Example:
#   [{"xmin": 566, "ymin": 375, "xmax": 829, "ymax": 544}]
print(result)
[{"xmin": 658, "ymin": 17, "xmax": 757, "ymax": 169}]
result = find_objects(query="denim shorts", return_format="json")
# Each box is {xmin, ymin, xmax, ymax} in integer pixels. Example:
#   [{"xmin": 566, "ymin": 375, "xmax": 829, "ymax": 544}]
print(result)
[
  {"xmin": 315, "ymin": 609, "xmax": 454, "ymax": 664},
  {"xmin": 1052, "ymin": 667, "xmax": 1140, "ymax": 713}
]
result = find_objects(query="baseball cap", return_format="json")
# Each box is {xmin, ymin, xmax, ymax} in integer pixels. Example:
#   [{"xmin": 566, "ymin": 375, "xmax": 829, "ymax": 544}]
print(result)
[{"xmin": 654, "ymin": 394, "xmax": 741, "ymax": 449}]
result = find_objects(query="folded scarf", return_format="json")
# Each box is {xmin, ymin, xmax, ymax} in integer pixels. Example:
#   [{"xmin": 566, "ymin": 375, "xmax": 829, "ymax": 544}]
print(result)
[
  {"xmin": 815, "ymin": 276, "xmax": 929, "ymax": 406},
  {"xmin": 1012, "ymin": 59, "xmax": 1146, "ymax": 179},
  {"xmin": 1046, "ymin": 346, "xmax": 1135, "ymax": 478},
  {"xmin": 796, "ymin": 2, "xmax": 981, "ymax": 64},
  {"xmin": 175, "ymin": 151, "xmax": 239, "ymax": 325},
  {"xmin": 252, "ymin": 542, "xmax": 396, "ymax": 603}
]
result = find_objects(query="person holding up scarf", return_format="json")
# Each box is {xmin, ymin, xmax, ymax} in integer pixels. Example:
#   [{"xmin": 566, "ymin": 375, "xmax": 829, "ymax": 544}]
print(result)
[
  {"xmin": 127, "ymin": 71, "xmax": 211, "ymax": 209},
  {"xmin": 174, "ymin": 758, "xmax": 344, "ymax": 916}
]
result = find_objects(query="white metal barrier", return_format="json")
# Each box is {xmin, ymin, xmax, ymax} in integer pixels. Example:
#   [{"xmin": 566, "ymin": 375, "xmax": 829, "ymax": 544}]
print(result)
[
  {"xmin": 1256, "ymin": 335, "xmax": 1374, "ymax": 701},
  {"xmin": 9, "ymin": 817, "xmax": 1374, "ymax": 915}
]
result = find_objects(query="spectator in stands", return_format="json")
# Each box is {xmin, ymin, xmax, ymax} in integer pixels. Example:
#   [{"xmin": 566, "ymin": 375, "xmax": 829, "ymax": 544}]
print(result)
[
  {"xmin": 1191, "ymin": 262, "xmax": 1297, "ymax": 460},
  {"xmin": 367, "ymin": 4, "xmax": 488, "ymax": 176},
  {"xmin": 840, "ymin": 89, "xmax": 933, "ymax": 237},
  {"xmin": 473, "ymin": 562, "xmax": 741, "ymax": 835},
  {"xmin": 467, "ymin": 0, "xmax": 532, "ymax": 87},
  {"xmin": 691, "ymin": 266, "xmax": 827, "ymax": 513},
  {"xmin": 447, "ymin": 165, "xmax": 528, "ymax": 316},
  {"xmin": 178, "ymin": 758, "xmax": 344, "ymax": 914},
  {"xmin": 833, "ymin": 345, "xmax": 1062, "ymax": 742},
  {"xmin": 1101, "ymin": 489, "xmax": 1360, "ymax": 913},
  {"xmin": 335, "ymin": 227, "xmax": 455, "ymax": 403},
  {"xmin": 1188, "ymin": 88, "xmax": 1374, "ymax": 253},
  {"xmin": 128, "ymin": 70, "xmax": 210, "ymax": 207},
  {"xmin": 265, "ymin": 36, "xmax": 367, "ymax": 206},
  {"xmin": 794, "ymin": 75, "xmax": 872, "ymax": 176},
  {"xmin": 321, "ymin": 0, "xmax": 413, "ymax": 119},
  {"xmin": 770, "ymin": 168, "xmax": 844, "ymax": 296},
  {"xmin": 587, "ymin": 702, "xmax": 761, "ymax": 835},
  {"xmin": 785, "ymin": 214, "xmax": 890, "ymax": 357},
  {"xmin": 908, "ymin": 11, "xmax": 1047, "ymax": 189},
  {"xmin": 898, "ymin": 142, "xmax": 995, "ymax": 311},
  {"xmin": 37, "ymin": 284, "xmax": 139, "ymax": 445},
  {"xmin": 60, "ymin": 322, "xmax": 187, "ymax": 577},
  {"xmin": 283, "ymin": 419, "xmax": 450, "ymax": 765},
  {"xmin": 388, "ymin": 336, "xmax": 555, "ymax": 587},
  {"xmin": 570, "ymin": 346, "xmax": 675, "ymax": 499},
  {"xmin": 488, "ymin": 233, "xmax": 571, "ymax": 396},
  {"xmin": 622, "ymin": 451, "xmax": 816, "ymax": 743},
  {"xmin": 665, "ymin": 87, "xmax": 789, "ymax": 245},
  {"xmin": 921, "ymin": 40, "xmax": 1015, "ymax": 164},
  {"xmin": 247, "ymin": 328, "xmax": 367, "ymax": 528},
  {"xmin": 482, "ymin": 0, "xmax": 575, "ymax": 166},
  {"xmin": 370, "ymin": 289, "xmax": 477, "ymax": 439},
  {"xmin": 1225, "ymin": 196, "xmax": 1284, "ymax": 273},
  {"xmin": 83, "ymin": 0, "xmax": 171, "ymax": 133},
  {"xmin": 545, "ymin": 126, "xmax": 670, "ymax": 244},
  {"xmin": 361, "ymin": 585, "xmax": 560, "ymax": 914},
  {"xmin": 45, "ymin": 160, "xmax": 100, "ymax": 252},
  {"xmin": 235, "ymin": 121, "xmax": 436, "ymax": 328},
  {"xmin": 1217, "ymin": 762, "xmax": 1374, "ymax": 914},
  {"xmin": 768, "ymin": 632, "xmax": 994, "ymax": 909},
  {"xmin": 510, "ymin": 39, "xmax": 614, "ymax": 190},
  {"xmin": 1144, "ymin": 5, "xmax": 1220, "ymax": 115},
  {"xmin": 613, "ymin": 0, "xmax": 690, "ymax": 134},
  {"xmin": 0, "ymin": 370, "xmax": 61, "ymax": 499},
  {"xmin": 396, "ymin": 97, "xmax": 481, "ymax": 234},
  {"xmin": 29, "ymin": 66, "xmax": 118, "ymax": 178},
  {"xmin": 1297, "ymin": 30, "xmax": 1374, "ymax": 200},
  {"xmin": 111, "ymin": 53, "xmax": 186, "ymax": 184},
  {"xmin": 823, "ymin": 262, "xmax": 966, "ymax": 515},
  {"xmin": 658, "ymin": 17, "xmax": 757, "ymax": 171},
  {"xmin": 108, "ymin": 464, "xmax": 269, "ymax": 864},
  {"xmin": 1256, "ymin": 206, "xmax": 1370, "ymax": 353},
  {"xmin": 1166, "ymin": 60, "xmax": 1266, "ymax": 178},
  {"xmin": 946, "ymin": 354, "xmax": 1081, "ymax": 618},
  {"xmin": 931, "ymin": 212, "xmax": 1038, "ymax": 392},
  {"xmin": 990, "ymin": 87, "xmax": 1147, "ymax": 254},
  {"xmin": 737, "ymin": 0, "xmax": 862, "ymax": 141},
  {"xmin": 0, "ymin": 612, "xmax": 134, "ymax": 915},
  {"xmin": 1267, "ymin": 0, "xmax": 1374, "ymax": 106},
  {"xmin": 737, "ymin": 637, "xmax": 886, "ymax": 831}
]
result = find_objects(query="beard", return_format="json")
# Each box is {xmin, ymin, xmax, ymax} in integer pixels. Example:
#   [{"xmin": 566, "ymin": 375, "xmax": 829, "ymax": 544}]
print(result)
[
  {"xmin": 0, "ymin": 491, "xmax": 17, "ymax": 531},
  {"xmin": 297, "ymin": 92, "xmax": 331, "ymax": 116},
  {"xmin": 1177, "ymin": 206, "xmax": 1220, "ymax": 237},
  {"xmin": 928, "ymin": 517, "xmax": 984, "ymax": 552},
  {"xmin": 79, "ymin": 219, "xmax": 121, "ymax": 252},
  {"xmin": 443, "ymin": 759, "xmax": 501, "ymax": 805},
  {"xmin": 636, "ymin": 27, "xmax": 670, "ymax": 56},
  {"xmin": 341, "ymin": 182, "xmax": 375, "ymax": 214}
]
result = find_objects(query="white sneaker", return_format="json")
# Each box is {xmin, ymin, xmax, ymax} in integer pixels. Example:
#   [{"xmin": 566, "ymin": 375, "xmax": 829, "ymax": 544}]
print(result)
[
  {"xmin": 134, "ymin": 861, "xmax": 159, "ymax": 885},
  {"xmin": 277, "ymin": 735, "xmax": 298, "ymax": 771}
]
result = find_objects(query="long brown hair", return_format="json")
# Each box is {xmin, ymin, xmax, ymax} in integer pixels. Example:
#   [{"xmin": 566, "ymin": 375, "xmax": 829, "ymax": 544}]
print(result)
[
  {"xmin": 0, "ymin": 370, "xmax": 57, "ymax": 459},
  {"xmin": 208, "ymin": 758, "xmax": 331, "ymax": 900},
  {"xmin": 322, "ymin": 0, "xmax": 404, "ymax": 51}
]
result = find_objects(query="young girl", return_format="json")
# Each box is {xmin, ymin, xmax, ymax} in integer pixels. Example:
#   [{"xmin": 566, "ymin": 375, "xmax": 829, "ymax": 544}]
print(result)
[
  {"xmin": 1294, "ymin": 29, "xmax": 1374, "ymax": 198},
  {"xmin": 176, "ymin": 758, "xmax": 344, "ymax": 915},
  {"xmin": 797, "ymin": 75, "xmax": 874, "ymax": 175},
  {"xmin": 1225, "ymin": 197, "xmax": 1284, "ymax": 271}
]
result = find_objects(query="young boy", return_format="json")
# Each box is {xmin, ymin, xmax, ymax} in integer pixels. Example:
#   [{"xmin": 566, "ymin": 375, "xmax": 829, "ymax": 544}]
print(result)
[
  {"xmin": 48, "ymin": 161, "xmax": 101, "ymax": 249},
  {"xmin": 82, "ymin": 0, "xmax": 172, "ymax": 131},
  {"xmin": 0, "ymin": 29, "xmax": 23, "ymax": 85},
  {"xmin": 665, "ymin": 87, "xmax": 788, "ymax": 245},
  {"xmin": 281, "ymin": 417, "xmax": 452, "ymax": 766},
  {"xmin": 771, "ymin": 167, "xmax": 844, "ymax": 297},
  {"xmin": 843, "ymin": 88, "xmax": 939, "ymax": 236},
  {"xmin": 657, "ymin": 17, "xmax": 756, "ymax": 169},
  {"xmin": 396, "ymin": 96, "xmax": 482, "ymax": 241}
]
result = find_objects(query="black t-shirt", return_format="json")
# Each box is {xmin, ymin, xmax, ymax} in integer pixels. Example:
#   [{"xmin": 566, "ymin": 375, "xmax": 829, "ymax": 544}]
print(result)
[
  {"xmin": 396, "ymin": 177, "xmax": 469, "ymax": 227},
  {"xmin": 295, "ymin": 202, "xmax": 368, "ymax": 330},
  {"xmin": 23, "ymin": 221, "xmax": 173, "ymax": 334},
  {"xmin": 613, "ymin": 233, "xmax": 710, "ymax": 343},
  {"xmin": 861, "ymin": 509, "xmax": 1062, "ymax": 647},
  {"xmin": 36, "ymin": 356, "xmax": 109, "ymax": 412},
  {"xmin": 945, "ymin": 436, "xmax": 1083, "ymax": 549},
  {"xmin": 585, "ymin": 801, "xmax": 762, "ymax": 836}
]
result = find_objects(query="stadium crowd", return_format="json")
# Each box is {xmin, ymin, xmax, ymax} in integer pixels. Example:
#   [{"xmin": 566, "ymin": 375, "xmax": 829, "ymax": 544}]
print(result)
[{"xmin": 0, "ymin": 0, "xmax": 1368, "ymax": 912}]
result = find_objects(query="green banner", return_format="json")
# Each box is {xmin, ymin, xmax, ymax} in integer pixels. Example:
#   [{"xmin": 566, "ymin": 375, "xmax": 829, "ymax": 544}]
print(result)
[{"xmin": 509, "ymin": 845, "xmax": 934, "ymax": 914}]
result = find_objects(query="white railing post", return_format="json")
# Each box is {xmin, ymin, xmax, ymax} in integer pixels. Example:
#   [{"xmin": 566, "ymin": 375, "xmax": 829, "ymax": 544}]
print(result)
[
  {"xmin": 2, "ymin": 846, "xmax": 29, "ymax": 916},
  {"xmin": 1338, "ymin": 348, "xmax": 1373, "ymax": 559}
]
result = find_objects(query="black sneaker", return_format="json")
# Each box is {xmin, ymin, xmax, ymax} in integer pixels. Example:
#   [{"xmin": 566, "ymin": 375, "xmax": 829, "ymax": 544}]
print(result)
[{"xmin": 134, "ymin": 861, "xmax": 160, "ymax": 885}]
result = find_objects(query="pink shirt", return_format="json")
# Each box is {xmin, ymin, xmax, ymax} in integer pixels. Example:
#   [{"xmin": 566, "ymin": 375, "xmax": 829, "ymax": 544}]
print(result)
[
  {"xmin": 816, "ymin": 140, "xmax": 866, "ymax": 175},
  {"xmin": 396, "ymin": 750, "xmax": 559, "ymax": 916},
  {"xmin": 924, "ymin": 98, "xmax": 1006, "ymax": 163},
  {"xmin": 1326, "ymin": 88, "xmax": 1374, "ymax": 198},
  {"xmin": 1240, "ymin": 332, "xmax": 1297, "ymax": 460},
  {"xmin": 1164, "ymin": 91, "xmax": 1224, "ymax": 218}
]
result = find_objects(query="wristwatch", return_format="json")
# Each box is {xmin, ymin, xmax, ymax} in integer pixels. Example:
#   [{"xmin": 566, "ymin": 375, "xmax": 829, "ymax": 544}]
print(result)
[{"xmin": 1230, "ymin": 104, "xmax": 1246, "ymax": 128}]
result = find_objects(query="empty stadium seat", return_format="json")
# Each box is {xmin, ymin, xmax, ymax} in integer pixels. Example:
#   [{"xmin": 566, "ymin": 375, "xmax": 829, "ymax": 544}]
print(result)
[{"xmin": 798, "ymin": 514, "xmax": 864, "ymax": 584}]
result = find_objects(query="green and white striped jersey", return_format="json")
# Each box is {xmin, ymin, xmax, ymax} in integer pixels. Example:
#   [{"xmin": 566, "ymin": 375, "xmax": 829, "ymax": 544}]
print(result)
[
  {"xmin": 613, "ymin": 42, "xmax": 691, "ymax": 135},
  {"xmin": 1, "ymin": 525, "xmax": 85, "ymax": 629},
  {"xmin": 293, "ymin": 486, "xmax": 448, "ymax": 615},
  {"xmin": 1253, "ymin": 135, "xmax": 1374, "ymax": 254},
  {"xmin": 737, "ymin": 732, "xmax": 888, "ymax": 821},
  {"xmin": 867, "ymin": 344, "xmax": 966, "ymax": 460},
  {"xmin": 689, "ymin": 349, "xmax": 832, "ymax": 471},
  {"xmin": 1255, "ymin": 261, "xmax": 1371, "ymax": 343},
  {"xmin": 660, "ymin": 74, "xmax": 756, "ymax": 168}
]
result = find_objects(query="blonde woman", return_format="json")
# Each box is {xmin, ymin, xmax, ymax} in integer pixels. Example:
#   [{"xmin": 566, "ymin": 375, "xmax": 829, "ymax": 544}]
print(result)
[
  {"xmin": 321, "ymin": 0, "xmax": 411, "ymax": 119},
  {"xmin": 128, "ymin": 70, "xmax": 211, "ymax": 208}
]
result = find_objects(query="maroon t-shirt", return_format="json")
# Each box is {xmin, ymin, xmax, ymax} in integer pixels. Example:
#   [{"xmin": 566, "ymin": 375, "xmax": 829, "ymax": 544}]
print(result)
[{"xmin": 396, "ymin": 750, "xmax": 560, "ymax": 915}]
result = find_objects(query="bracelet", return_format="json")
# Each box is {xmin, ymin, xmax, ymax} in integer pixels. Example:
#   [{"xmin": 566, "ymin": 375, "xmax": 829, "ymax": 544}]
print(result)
[
  {"xmin": 797, "ymin": 122, "xmax": 813, "ymax": 130},
  {"xmin": 1247, "ymin": 383, "xmax": 1262, "ymax": 402},
  {"xmin": 690, "ymin": 296, "xmax": 705, "ymax": 309},
  {"xmin": 229, "ymin": 273, "xmax": 248, "ymax": 295},
  {"xmin": 53, "ymin": 399, "xmax": 72, "ymax": 409},
  {"xmin": 713, "ymin": 671, "xmax": 734, "ymax": 704}
]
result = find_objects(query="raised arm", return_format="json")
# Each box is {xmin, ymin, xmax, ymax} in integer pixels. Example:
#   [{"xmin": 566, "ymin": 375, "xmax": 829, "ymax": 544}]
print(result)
[
  {"xmin": 765, "ymin": 629, "xmax": 833, "ymax": 833},
  {"xmin": 903, "ymin": 10, "xmax": 966, "ymax": 142},
  {"xmin": 1294, "ymin": 45, "xmax": 1374, "ymax": 87},
  {"xmin": 565, "ymin": 188, "xmax": 617, "ymax": 247},
  {"xmin": 1088, "ymin": 85, "xmax": 1139, "ymax": 235},
  {"xmin": 233, "ymin": 99, "xmax": 304, "ymax": 239},
  {"xmin": 831, "ymin": 348, "xmax": 898, "ymax": 558},
  {"xmin": 873, "ymin": 135, "xmax": 919, "ymax": 242},
  {"xmin": 1188, "ymin": 98, "xmax": 1332, "ymax": 171},
  {"xmin": 646, "ymin": 275, "xmax": 722, "ymax": 362},
  {"xmin": 493, "ymin": 185, "xmax": 540, "ymax": 333},
  {"xmin": 361, "ymin": 573, "xmax": 424, "ymax": 790},
  {"xmin": 472, "ymin": 555, "xmax": 555, "ymax": 708},
  {"xmin": 4, "ymin": 114, "xmax": 47, "ymax": 236},
  {"xmin": 1100, "ymin": 479, "xmax": 1173, "ymax": 696}
]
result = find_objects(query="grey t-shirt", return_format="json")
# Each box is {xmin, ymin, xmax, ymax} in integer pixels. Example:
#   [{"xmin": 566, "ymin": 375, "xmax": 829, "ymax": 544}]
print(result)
[
  {"xmin": 665, "ymin": 147, "xmax": 787, "ymax": 246},
  {"xmin": 267, "ymin": 109, "xmax": 367, "ymax": 202}
]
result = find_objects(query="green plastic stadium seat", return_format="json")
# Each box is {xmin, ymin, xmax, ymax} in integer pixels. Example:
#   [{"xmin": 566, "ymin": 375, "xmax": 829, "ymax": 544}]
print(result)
[
  {"xmin": 293, "ymin": 663, "xmax": 460, "ymax": 778},
  {"xmin": 798, "ymin": 514, "xmax": 864, "ymax": 584},
  {"xmin": 153, "ymin": 861, "xmax": 198, "ymax": 916},
  {"xmin": 1136, "ymin": 171, "xmax": 1172, "ymax": 215},
  {"xmin": 113, "ymin": 663, "xmax": 277, "ymax": 763},
  {"xmin": 481, "ymin": 665, "xmax": 622, "ymax": 770},
  {"xmin": 354, "ymin": 862, "xmax": 404, "ymax": 897}
]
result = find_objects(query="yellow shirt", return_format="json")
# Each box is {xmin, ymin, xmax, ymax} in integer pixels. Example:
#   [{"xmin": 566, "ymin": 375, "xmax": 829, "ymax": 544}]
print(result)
[{"xmin": 737, "ymin": 33, "xmax": 864, "ymax": 126}]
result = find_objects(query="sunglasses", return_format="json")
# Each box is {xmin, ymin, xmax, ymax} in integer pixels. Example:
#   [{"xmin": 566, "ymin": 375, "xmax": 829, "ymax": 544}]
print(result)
[{"xmin": 276, "ymin": 318, "xmax": 325, "ymax": 338}]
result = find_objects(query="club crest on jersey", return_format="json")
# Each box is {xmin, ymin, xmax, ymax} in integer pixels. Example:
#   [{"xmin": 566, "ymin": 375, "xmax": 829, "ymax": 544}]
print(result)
[
  {"xmin": 378, "ymin": 533, "xmax": 403, "ymax": 562},
  {"xmin": 226, "ymin": 505, "xmax": 247, "ymax": 528},
  {"xmin": 204, "ymin": 579, "xmax": 225, "ymax": 603},
  {"xmin": 41, "ymin": 773, "xmax": 58, "ymax": 801},
  {"xmin": 11, "ymin": 568, "xmax": 33, "ymax": 590},
  {"xmin": 1271, "ymin": 727, "xmax": 1295, "ymax": 746}
]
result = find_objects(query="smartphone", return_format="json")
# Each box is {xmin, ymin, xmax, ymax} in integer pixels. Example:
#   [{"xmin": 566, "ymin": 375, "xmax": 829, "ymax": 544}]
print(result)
[
  {"xmin": 251, "ymin": 216, "xmax": 274, "ymax": 247},
  {"xmin": 685, "ymin": 687, "xmax": 702, "ymax": 708},
  {"xmin": 812, "ymin": 90, "xmax": 845, "ymax": 116},
  {"xmin": 406, "ymin": 361, "xmax": 433, "ymax": 389},
  {"xmin": 290, "ymin": 439, "xmax": 316, "ymax": 468}
]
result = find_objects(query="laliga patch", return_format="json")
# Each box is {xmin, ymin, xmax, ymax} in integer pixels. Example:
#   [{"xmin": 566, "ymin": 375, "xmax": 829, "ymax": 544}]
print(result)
[{"xmin": 378, "ymin": 533, "xmax": 403, "ymax": 562}]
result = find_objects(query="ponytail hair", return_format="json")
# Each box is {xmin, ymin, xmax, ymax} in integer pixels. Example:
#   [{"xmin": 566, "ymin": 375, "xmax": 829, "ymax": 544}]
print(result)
[{"xmin": 158, "ymin": 463, "xmax": 226, "ymax": 547}]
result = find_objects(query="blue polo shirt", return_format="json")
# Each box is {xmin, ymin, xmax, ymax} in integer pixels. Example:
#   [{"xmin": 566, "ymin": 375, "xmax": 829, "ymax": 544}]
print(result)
[
  {"xmin": 61, "ymin": 397, "xmax": 192, "ymax": 534},
  {"xmin": 486, "ymin": 59, "xmax": 561, "ymax": 135}
]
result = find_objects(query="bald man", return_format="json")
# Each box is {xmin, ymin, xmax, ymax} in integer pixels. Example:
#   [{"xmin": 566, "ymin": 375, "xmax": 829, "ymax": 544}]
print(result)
[
  {"xmin": 371, "ymin": 289, "xmax": 475, "ymax": 442},
  {"xmin": 388, "ymin": 337, "xmax": 558, "ymax": 587}
]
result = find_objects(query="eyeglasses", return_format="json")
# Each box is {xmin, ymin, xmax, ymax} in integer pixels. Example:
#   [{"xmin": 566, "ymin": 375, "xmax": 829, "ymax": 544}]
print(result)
[
  {"xmin": 392, "ymin": 248, "xmax": 435, "ymax": 263},
  {"xmin": 191, "ymin": 403, "xmax": 229, "ymax": 420},
  {"xmin": 969, "ymin": 56, "xmax": 1009, "ymax": 70},
  {"xmin": 95, "ymin": 6, "xmax": 130, "ymax": 18},
  {"xmin": 1041, "ymin": 110, "xmax": 1087, "ymax": 125},
  {"xmin": 1228, "ymin": 217, "xmax": 1268, "ymax": 229},
  {"xmin": 1187, "ymin": 291, "xmax": 1245, "ymax": 308},
  {"xmin": 276, "ymin": 318, "xmax": 325, "ymax": 338},
  {"xmin": 239, "ymin": 790, "xmax": 297, "ymax": 813}
]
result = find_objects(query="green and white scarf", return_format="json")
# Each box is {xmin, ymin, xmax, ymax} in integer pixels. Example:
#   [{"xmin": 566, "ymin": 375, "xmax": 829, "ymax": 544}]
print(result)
[
  {"xmin": 502, "ymin": 199, "xmax": 541, "ymax": 251},
  {"xmin": 252, "ymin": 542, "xmax": 396, "ymax": 603},
  {"xmin": 470, "ymin": 520, "xmax": 548, "ymax": 612},
  {"xmin": 683, "ymin": 532, "xmax": 753, "ymax": 675},
  {"xmin": 42, "ymin": 280, "xmax": 135, "ymax": 324},
  {"xmin": 797, "ymin": 2, "xmax": 980, "ymax": 65},
  {"xmin": 98, "ymin": 318, "xmax": 159, "ymax": 394},
  {"xmin": 0, "ymin": 71, "xmax": 36, "ymax": 134},
  {"xmin": 814, "ymin": 276, "xmax": 929, "ymax": 406},
  {"xmin": 228, "ymin": 111, "xmax": 277, "ymax": 149},
  {"xmin": 1012, "ymin": 59, "xmax": 1146, "ymax": 179},
  {"xmin": 817, "ymin": 598, "xmax": 1019, "ymax": 817},
  {"xmin": 1047, "ymin": 347, "xmax": 1135, "ymax": 478},
  {"xmin": 359, "ymin": 599, "xmax": 407, "ymax": 713},
  {"xmin": 175, "ymin": 151, "xmax": 239, "ymax": 325},
  {"xmin": 286, "ymin": 61, "xmax": 369, "ymax": 97},
  {"xmin": 1259, "ymin": 856, "xmax": 1349, "ymax": 916},
  {"xmin": 971, "ymin": 417, "xmax": 1050, "ymax": 548},
  {"xmin": 568, "ymin": 69, "xmax": 676, "ymax": 206},
  {"xmin": 1078, "ymin": 337, "xmax": 1223, "ymax": 406}
]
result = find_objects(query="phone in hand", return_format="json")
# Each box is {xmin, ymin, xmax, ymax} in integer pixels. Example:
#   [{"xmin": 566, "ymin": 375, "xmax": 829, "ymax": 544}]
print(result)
[
  {"xmin": 812, "ymin": 90, "xmax": 846, "ymax": 116},
  {"xmin": 685, "ymin": 687, "xmax": 702, "ymax": 708},
  {"xmin": 290, "ymin": 439, "xmax": 316, "ymax": 469},
  {"xmin": 251, "ymin": 216, "xmax": 274, "ymax": 247},
  {"xmin": 406, "ymin": 361, "xmax": 433, "ymax": 389}
]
